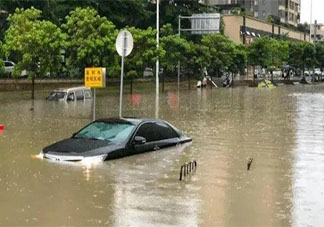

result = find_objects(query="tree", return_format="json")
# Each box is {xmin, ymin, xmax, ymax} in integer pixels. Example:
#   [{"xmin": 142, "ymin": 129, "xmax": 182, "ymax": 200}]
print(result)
[
  {"xmin": 0, "ymin": 41, "xmax": 4, "ymax": 75},
  {"xmin": 268, "ymin": 39, "xmax": 289, "ymax": 80},
  {"xmin": 160, "ymin": 34, "xmax": 190, "ymax": 73},
  {"xmin": 201, "ymin": 34, "xmax": 235, "ymax": 77},
  {"xmin": 186, "ymin": 41, "xmax": 209, "ymax": 79},
  {"xmin": 288, "ymin": 41, "xmax": 303, "ymax": 77},
  {"xmin": 228, "ymin": 43, "xmax": 247, "ymax": 76},
  {"xmin": 315, "ymin": 43, "xmax": 324, "ymax": 73},
  {"xmin": 248, "ymin": 37, "xmax": 272, "ymax": 80},
  {"xmin": 4, "ymin": 7, "xmax": 66, "ymax": 99},
  {"xmin": 302, "ymin": 42, "xmax": 315, "ymax": 71},
  {"xmin": 123, "ymin": 26, "xmax": 162, "ymax": 93},
  {"xmin": 160, "ymin": 34, "xmax": 191, "ymax": 91},
  {"xmin": 62, "ymin": 7, "xmax": 118, "ymax": 77}
]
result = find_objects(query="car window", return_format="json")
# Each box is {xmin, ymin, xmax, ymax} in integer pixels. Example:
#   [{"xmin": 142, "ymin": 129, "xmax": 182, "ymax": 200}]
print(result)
[
  {"xmin": 74, "ymin": 122, "xmax": 135, "ymax": 142},
  {"xmin": 75, "ymin": 90, "xmax": 84, "ymax": 100},
  {"xmin": 135, "ymin": 123, "xmax": 158, "ymax": 142},
  {"xmin": 152, "ymin": 122, "xmax": 179, "ymax": 140},
  {"xmin": 5, "ymin": 62, "xmax": 13, "ymax": 67},
  {"xmin": 67, "ymin": 92, "xmax": 75, "ymax": 101},
  {"xmin": 47, "ymin": 92, "xmax": 66, "ymax": 100},
  {"xmin": 84, "ymin": 90, "xmax": 92, "ymax": 99}
]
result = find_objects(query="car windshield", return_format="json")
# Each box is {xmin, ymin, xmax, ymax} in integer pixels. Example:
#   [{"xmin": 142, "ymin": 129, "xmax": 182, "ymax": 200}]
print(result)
[
  {"xmin": 74, "ymin": 122, "xmax": 135, "ymax": 142},
  {"xmin": 47, "ymin": 91, "xmax": 67, "ymax": 100}
]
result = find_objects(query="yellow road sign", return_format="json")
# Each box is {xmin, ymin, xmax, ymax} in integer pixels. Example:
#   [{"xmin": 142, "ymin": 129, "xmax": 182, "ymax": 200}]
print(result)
[{"xmin": 84, "ymin": 67, "xmax": 106, "ymax": 88}]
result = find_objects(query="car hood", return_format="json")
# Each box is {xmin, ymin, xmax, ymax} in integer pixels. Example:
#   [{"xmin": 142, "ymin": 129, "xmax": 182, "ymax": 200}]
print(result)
[{"xmin": 42, "ymin": 138, "xmax": 121, "ymax": 157}]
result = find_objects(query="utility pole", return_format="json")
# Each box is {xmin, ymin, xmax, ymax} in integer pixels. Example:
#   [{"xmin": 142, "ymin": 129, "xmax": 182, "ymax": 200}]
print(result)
[{"xmin": 310, "ymin": 0, "xmax": 312, "ymax": 42}]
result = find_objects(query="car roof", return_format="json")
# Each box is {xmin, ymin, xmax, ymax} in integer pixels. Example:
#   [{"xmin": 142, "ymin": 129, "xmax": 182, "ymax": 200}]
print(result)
[
  {"xmin": 52, "ymin": 86, "xmax": 91, "ymax": 93},
  {"xmin": 95, "ymin": 117, "xmax": 165, "ymax": 126}
]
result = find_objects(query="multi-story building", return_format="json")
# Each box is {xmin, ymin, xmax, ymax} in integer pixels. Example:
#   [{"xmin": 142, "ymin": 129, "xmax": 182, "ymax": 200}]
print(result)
[
  {"xmin": 310, "ymin": 22, "xmax": 324, "ymax": 44},
  {"xmin": 206, "ymin": 0, "xmax": 300, "ymax": 27}
]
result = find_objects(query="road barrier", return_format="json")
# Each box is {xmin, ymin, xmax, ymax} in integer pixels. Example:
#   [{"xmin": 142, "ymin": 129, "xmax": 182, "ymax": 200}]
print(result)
[{"xmin": 179, "ymin": 160, "xmax": 197, "ymax": 181}]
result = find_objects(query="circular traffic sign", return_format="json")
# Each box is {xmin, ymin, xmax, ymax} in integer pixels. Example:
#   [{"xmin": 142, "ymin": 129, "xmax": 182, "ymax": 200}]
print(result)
[{"xmin": 116, "ymin": 29, "xmax": 134, "ymax": 57}]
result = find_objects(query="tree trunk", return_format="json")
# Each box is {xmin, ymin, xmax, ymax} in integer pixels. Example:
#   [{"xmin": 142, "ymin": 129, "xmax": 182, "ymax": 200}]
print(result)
[
  {"xmin": 210, "ymin": 75, "xmax": 213, "ymax": 89},
  {"xmin": 188, "ymin": 74, "xmax": 190, "ymax": 90},
  {"xmin": 31, "ymin": 75, "xmax": 35, "ymax": 100},
  {"xmin": 130, "ymin": 78, "xmax": 133, "ymax": 94},
  {"xmin": 253, "ymin": 66, "xmax": 255, "ymax": 86},
  {"xmin": 162, "ymin": 74, "xmax": 165, "ymax": 93},
  {"xmin": 271, "ymin": 71, "xmax": 273, "ymax": 82}
]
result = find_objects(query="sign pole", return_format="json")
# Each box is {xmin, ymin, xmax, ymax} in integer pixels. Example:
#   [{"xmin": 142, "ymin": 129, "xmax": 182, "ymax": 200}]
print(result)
[
  {"xmin": 119, "ymin": 50, "xmax": 124, "ymax": 118},
  {"xmin": 85, "ymin": 67, "xmax": 105, "ymax": 122},
  {"xmin": 119, "ymin": 32, "xmax": 127, "ymax": 118},
  {"xmin": 93, "ymin": 88, "xmax": 96, "ymax": 121},
  {"xmin": 155, "ymin": 0, "xmax": 160, "ymax": 119},
  {"xmin": 115, "ymin": 29, "xmax": 133, "ymax": 118}
]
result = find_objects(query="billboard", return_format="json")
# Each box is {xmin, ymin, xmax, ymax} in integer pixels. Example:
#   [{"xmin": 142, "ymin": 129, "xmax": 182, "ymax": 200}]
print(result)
[{"xmin": 191, "ymin": 13, "xmax": 220, "ymax": 34}]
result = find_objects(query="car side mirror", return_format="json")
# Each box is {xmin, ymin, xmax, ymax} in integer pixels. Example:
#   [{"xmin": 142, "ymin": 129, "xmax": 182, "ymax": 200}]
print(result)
[{"xmin": 133, "ymin": 136, "xmax": 146, "ymax": 145}]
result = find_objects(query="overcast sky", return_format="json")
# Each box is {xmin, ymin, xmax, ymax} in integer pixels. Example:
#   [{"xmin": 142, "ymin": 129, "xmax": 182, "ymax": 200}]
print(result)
[{"xmin": 300, "ymin": 0, "xmax": 324, "ymax": 24}]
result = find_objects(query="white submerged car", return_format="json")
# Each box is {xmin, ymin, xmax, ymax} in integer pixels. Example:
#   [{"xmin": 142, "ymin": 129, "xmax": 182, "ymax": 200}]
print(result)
[{"xmin": 46, "ymin": 86, "xmax": 92, "ymax": 101}]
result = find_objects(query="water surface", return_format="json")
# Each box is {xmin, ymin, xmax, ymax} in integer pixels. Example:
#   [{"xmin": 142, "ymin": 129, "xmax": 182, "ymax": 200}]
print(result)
[{"xmin": 1, "ymin": 84, "xmax": 324, "ymax": 226}]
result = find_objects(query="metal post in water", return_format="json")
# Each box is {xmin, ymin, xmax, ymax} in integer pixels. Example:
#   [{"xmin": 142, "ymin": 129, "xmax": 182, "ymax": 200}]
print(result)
[
  {"xmin": 247, "ymin": 158, "xmax": 253, "ymax": 170},
  {"xmin": 179, "ymin": 165, "xmax": 184, "ymax": 181}
]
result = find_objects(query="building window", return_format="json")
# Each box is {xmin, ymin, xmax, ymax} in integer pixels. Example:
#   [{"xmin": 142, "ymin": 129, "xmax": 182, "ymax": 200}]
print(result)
[{"xmin": 262, "ymin": 11, "xmax": 266, "ymax": 17}]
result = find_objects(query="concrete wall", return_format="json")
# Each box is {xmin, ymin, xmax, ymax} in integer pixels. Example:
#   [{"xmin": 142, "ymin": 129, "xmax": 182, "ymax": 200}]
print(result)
[
  {"xmin": 223, "ymin": 15, "xmax": 310, "ymax": 44},
  {"xmin": 223, "ymin": 15, "xmax": 242, "ymax": 43}
]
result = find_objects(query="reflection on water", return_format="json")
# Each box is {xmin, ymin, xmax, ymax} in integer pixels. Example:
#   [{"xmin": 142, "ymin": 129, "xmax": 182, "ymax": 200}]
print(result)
[
  {"xmin": 0, "ymin": 85, "xmax": 324, "ymax": 226},
  {"xmin": 292, "ymin": 93, "xmax": 324, "ymax": 227}
]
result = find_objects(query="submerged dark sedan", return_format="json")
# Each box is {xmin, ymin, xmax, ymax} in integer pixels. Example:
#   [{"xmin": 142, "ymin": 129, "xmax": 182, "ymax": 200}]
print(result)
[{"xmin": 41, "ymin": 118, "xmax": 192, "ymax": 162}]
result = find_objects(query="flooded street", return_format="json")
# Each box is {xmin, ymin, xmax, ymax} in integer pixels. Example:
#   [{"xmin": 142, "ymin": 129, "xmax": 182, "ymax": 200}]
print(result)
[{"xmin": 1, "ymin": 84, "xmax": 324, "ymax": 226}]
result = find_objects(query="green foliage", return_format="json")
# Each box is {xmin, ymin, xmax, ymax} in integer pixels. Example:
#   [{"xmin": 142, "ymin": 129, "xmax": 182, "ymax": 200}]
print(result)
[
  {"xmin": 201, "ymin": 34, "xmax": 235, "ymax": 76},
  {"xmin": 302, "ymin": 42, "xmax": 315, "ymax": 70},
  {"xmin": 186, "ymin": 42, "xmax": 209, "ymax": 78},
  {"xmin": 229, "ymin": 44, "xmax": 247, "ymax": 75},
  {"xmin": 269, "ymin": 39, "xmax": 289, "ymax": 71},
  {"xmin": 315, "ymin": 43, "xmax": 324, "ymax": 70},
  {"xmin": 288, "ymin": 42, "xmax": 303, "ymax": 71},
  {"xmin": 124, "ymin": 26, "xmax": 161, "ymax": 80},
  {"xmin": 0, "ymin": 41, "xmax": 4, "ymax": 74},
  {"xmin": 160, "ymin": 35, "xmax": 190, "ymax": 72},
  {"xmin": 248, "ymin": 37, "xmax": 272, "ymax": 68},
  {"xmin": 266, "ymin": 15, "xmax": 273, "ymax": 23},
  {"xmin": 160, "ymin": 23, "xmax": 174, "ymax": 37},
  {"xmin": 62, "ymin": 7, "xmax": 118, "ymax": 77},
  {"xmin": 4, "ymin": 7, "xmax": 65, "ymax": 78}
]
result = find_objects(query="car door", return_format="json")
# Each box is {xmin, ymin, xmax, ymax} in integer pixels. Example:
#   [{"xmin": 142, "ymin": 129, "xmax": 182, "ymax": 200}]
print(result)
[
  {"xmin": 132, "ymin": 123, "xmax": 157, "ymax": 154},
  {"xmin": 150, "ymin": 122, "xmax": 180, "ymax": 149},
  {"xmin": 132, "ymin": 122, "xmax": 180, "ymax": 154}
]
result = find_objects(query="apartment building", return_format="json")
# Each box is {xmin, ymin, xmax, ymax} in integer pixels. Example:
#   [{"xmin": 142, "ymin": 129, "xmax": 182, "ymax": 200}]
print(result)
[
  {"xmin": 310, "ymin": 22, "xmax": 324, "ymax": 44},
  {"xmin": 206, "ymin": 0, "xmax": 300, "ymax": 27}
]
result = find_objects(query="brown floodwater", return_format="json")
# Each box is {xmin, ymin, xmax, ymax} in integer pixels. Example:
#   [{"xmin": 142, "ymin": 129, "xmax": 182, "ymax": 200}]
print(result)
[{"xmin": 1, "ymin": 84, "xmax": 324, "ymax": 226}]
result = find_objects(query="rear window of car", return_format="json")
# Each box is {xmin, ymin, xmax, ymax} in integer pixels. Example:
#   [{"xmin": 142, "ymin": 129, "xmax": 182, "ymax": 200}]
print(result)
[
  {"xmin": 47, "ymin": 92, "xmax": 67, "ymax": 100},
  {"xmin": 5, "ymin": 62, "xmax": 14, "ymax": 67},
  {"xmin": 75, "ymin": 90, "xmax": 84, "ymax": 100},
  {"xmin": 135, "ymin": 122, "xmax": 179, "ymax": 142},
  {"xmin": 84, "ymin": 90, "xmax": 92, "ymax": 99}
]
